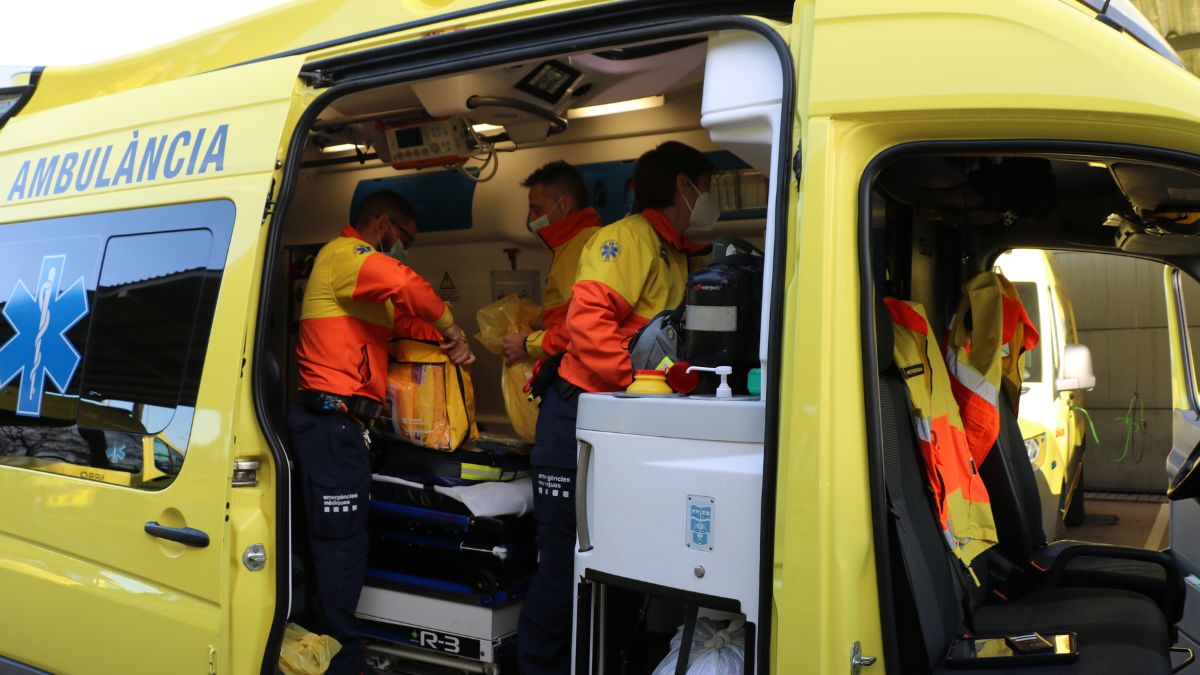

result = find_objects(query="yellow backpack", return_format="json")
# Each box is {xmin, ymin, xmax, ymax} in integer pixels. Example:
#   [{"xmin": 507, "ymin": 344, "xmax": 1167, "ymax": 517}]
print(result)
[{"xmin": 386, "ymin": 339, "xmax": 479, "ymax": 451}]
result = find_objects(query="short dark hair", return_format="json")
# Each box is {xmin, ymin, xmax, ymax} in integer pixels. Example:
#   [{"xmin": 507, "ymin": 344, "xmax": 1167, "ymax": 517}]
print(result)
[
  {"xmin": 353, "ymin": 190, "xmax": 417, "ymax": 229},
  {"xmin": 522, "ymin": 160, "xmax": 589, "ymax": 209},
  {"xmin": 632, "ymin": 141, "xmax": 712, "ymax": 212}
]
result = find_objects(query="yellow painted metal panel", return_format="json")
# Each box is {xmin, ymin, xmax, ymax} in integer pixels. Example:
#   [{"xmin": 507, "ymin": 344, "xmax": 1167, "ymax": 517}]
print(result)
[
  {"xmin": 16, "ymin": 0, "xmax": 617, "ymax": 115},
  {"xmin": 0, "ymin": 48, "xmax": 298, "ymax": 672}
]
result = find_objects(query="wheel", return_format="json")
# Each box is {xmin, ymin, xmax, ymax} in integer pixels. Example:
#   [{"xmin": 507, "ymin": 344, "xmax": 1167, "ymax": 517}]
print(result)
[{"xmin": 1063, "ymin": 464, "xmax": 1085, "ymax": 527}]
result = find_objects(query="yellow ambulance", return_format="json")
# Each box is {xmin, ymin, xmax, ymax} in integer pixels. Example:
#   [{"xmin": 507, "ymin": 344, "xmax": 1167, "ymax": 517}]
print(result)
[
  {"xmin": 994, "ymin": 249, "xmax": 1089, "ymax": 534},
  {"xmin": 4, "ymin": 1, "xmax": 1200, "ymax": 673}
]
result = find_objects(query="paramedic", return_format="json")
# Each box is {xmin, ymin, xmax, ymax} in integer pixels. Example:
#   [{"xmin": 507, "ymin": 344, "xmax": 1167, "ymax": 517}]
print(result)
[
  {"xmin": 517, "ymin": 142, "xmax": 713, "ymax": 674},
  {"xmin": 501, "ymin": 160, "xmax": 603, "ymax": 364},
  {"xmin": 289, "ymin": 190, "xmax": 475, "ymax": 675}
]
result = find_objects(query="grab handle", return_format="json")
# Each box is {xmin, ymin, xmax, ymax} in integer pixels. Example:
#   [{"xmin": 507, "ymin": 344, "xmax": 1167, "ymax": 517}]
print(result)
[{"xmin": 576, "ymin": 440, "xmax": 594, "ymax": 552}]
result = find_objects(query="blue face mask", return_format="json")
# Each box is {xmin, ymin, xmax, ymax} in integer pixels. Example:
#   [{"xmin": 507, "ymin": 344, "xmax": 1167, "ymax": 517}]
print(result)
[{"xmin": 387, "ymin": 238, "xmax": 408, "ymax": 264}]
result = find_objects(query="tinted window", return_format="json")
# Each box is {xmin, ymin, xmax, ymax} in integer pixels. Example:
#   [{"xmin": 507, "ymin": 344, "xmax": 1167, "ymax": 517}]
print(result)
[
  {"xmin": 1014, "ymin": 281, "xmax": 1042, "ymax": 382},
  {"xmin": 0, "ymin": 201, "xmax": 233, "ymax": 489},
  {"xmin": 78, "ymin": 229, "xmax": 217, "ymax": 433}
]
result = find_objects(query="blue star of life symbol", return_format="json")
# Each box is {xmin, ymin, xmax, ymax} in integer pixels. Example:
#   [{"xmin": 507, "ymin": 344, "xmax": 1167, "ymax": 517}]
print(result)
[
  {"xmin": 0, "ymin": 255, "xmax": 89, "ymax": 417},
  {"xmin": 600, "ymin": 240, "xmax": 620, "ymax": 261},
  {"xmin": 106, "ymin": 439, "xmax": 129, "ymax": 465}
]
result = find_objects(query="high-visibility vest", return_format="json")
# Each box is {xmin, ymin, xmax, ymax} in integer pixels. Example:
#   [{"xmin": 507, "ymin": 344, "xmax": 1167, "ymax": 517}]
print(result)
[
  {"xmin": 885, "ymin": 298, "xmax": 998, "ymax": 570},
  {"xmin": 943, "ymin": 272, "xmax": 1039, "ymax": 467}
]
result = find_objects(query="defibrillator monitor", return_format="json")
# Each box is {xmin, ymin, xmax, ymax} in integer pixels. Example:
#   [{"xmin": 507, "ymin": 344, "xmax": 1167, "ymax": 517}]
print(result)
[
  {"xmin": 378, "ymin": 118, "xmax": 476, "ymax": 169},
  {"xmin": 945, "ymin": 633, "xmax": 1077, "ymax": 668}
]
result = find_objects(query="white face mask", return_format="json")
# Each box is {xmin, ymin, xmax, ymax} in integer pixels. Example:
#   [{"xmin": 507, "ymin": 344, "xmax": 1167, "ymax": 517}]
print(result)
[
  {"xmin": 527, "ymin": 196, "xmax": 565, "ymax": 234},
  {"xmin": 684, "ymin": 177, "xmax": 720, "ymax": 231}
]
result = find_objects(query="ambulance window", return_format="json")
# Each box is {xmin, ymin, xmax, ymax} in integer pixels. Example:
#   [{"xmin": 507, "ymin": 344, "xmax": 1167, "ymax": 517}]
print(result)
[
  {"xmin": 1180, "ymin": 271, "xmax": 1200, "ymax": 410},
  {"xmin": 0, "ymin": 201, "xmax": 232, "ymax": 489},
  {"xmin": 1014, "ymin": 281, "xmax": 1042, "ymax": 382},
  {"xmin": 77, "ymin": 229, "xmax": 216, "ymax": 435},
  {"xmin": 153, "ymin": 437, "xmax": 181, "ymax": 475}
]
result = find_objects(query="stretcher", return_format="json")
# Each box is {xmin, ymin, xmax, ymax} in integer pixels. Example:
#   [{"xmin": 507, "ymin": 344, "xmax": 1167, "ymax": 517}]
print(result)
[{"xmin": 357, "ymin": 435, "xmax": 537, "ymax": 672}]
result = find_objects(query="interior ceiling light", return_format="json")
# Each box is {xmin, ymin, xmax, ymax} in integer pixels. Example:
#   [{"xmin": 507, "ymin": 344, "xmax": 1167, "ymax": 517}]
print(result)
[
  {"xmin": 1087, "ymin": 161, "xmax": 1108, "ymax": 168},
  {"xmin": 320, "ymin": 143, "xmax": 366, "ymax": 154},
  {"xmin": 566, "ymin": 95, "xmax": 665, "ymax": 120},
  {"xmin": 471, "ymin": 123, "xmax": 505, "ymax": 134}
]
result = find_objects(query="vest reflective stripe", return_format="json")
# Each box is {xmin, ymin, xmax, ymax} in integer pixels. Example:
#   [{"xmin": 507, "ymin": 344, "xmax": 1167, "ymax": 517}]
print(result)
[
  {"xmin": 885, "ymin": 297, "xmax": 998, "ymax": 570},
  {"xmin": 944, "ymin": 272, "xmax": 1039, "ymax": 466}
]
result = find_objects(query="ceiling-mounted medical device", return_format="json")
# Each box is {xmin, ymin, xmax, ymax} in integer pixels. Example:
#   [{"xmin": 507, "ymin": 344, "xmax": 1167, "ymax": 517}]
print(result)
[
  {"xmin": 374, "ymin": 118, "xmax": 477, "ymax": 170},
  {"xmin": 412, "ymin": 59, "xmax": 580, "ymax": 145}
]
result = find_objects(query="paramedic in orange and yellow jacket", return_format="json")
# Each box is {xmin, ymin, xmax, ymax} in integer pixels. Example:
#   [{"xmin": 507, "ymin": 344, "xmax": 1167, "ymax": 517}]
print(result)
[
  {"xmin": 517, "ymin": 142, "xmax": 714, "ymax": 675},
  {"xmin": 290, "ymin": 190, "xmax": 474, "ymax": 675},
  {"xmin": 501, "ymin": 160, "xmax": 603, "ymax": 364}
]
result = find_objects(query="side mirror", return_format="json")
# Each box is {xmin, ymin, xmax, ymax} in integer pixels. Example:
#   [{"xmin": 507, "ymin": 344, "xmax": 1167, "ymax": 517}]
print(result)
[{"xmin": 1056, "ymin": 344, "xmax": 1096, "ymax": 392}]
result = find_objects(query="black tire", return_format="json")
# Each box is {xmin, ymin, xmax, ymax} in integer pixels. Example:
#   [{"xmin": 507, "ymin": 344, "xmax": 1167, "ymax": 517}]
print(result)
[{"xmin": 1063, "ymin": 464, "xmax": 1086, "ymax": 527}]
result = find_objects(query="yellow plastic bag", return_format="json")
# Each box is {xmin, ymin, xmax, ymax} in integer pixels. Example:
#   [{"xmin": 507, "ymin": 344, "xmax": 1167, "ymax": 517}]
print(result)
[
  {"xmin": 387, "ymin": 339, "xmax": 479, "ymax": 451},
  {"xmin": 503, "ymin": 360, "xmax": 538, "ymax": 443},
  {"xmin": 279, "ymin": 623, "xmax": 341, "ymax": 675},
  {"xmin": 476, "ymin": 295, "xmax": 542, "ymax": 443}
]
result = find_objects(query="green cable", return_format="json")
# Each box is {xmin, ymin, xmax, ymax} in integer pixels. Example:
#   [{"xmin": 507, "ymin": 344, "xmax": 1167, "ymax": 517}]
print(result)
[
  {"xmin": 1111, "ymin": 392, "xmax": 1145, "ymax": 464},
  {"xmin": 1070, "ymin": 404, "xmax": 1101, "ymax": 446}
]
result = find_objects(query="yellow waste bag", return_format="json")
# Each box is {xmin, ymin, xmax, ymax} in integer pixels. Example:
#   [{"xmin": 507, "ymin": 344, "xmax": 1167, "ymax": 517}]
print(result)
[
  {"xmin": 279, "ymin": 623, "xmax": 341, "ymax": 675},
  {"xmin": 503, "ymin": 360, "xmax": 538, "ymax": 443},
  {"xmin": 387, "ymin": 338, "xmax": 479, "ymax": 451},
  {"xmin": 475, "ymin": 295, "xmax": 542, "ymax": 443}
]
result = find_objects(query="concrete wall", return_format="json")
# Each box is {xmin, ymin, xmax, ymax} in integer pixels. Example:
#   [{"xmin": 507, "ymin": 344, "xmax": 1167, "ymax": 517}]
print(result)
[{"xmin": 1052, "ymin": 252, "xmax": 1200, "ymax": 492}]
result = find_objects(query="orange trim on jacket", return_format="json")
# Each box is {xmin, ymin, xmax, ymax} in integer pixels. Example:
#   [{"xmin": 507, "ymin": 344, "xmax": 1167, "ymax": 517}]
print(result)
[
  {"xmin": 297, "ymin": 224, "xmax": 453, "ymax": 402},
  {"xmin": 525, "ymin": 207, "xmax": 602, "ymax": 359},
  {"xmin": 559, "ymin": 208, "xmax": 702, "ymax": 392},
  {"xmin": 944, "ymin": 272, "xmax": 1039, "ymax": 465},
  {"xmin": 885, "ymin": 297, "xmax": 998, "ymax": 570}
]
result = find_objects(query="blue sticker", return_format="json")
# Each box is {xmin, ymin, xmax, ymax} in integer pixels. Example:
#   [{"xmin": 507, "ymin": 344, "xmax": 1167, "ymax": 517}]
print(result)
[
  {"xmin": 686, "ymin": 495, "xmax": 715, "ymax": 551},
  {"xmin": 106, "ymin": 440, "xmax": 129, "ymax": 465},
  {"xmin": 600, "ymin": 239, "xmax": 621, "ymax": 262},
  {"xmin": 0, "ymin": 255, "xmax": 89, "ymax": 416},
  {"xmin": 690, "ymin": 506, "xmax": 711, "ymax": 545}
]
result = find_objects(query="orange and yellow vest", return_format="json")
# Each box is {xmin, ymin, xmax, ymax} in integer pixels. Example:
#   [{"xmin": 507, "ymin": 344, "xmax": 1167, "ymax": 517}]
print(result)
[
  {"xmin": 560, "ymin": 208, "xmax": 704, "ymax": 392},
  {"xmin": 885, "ymin": 297, "xmax": 998, "ymax": 570},
  {"xmin": 943, "ymin": 272, "xmax": 1039, "ymax": 466},
  {"xmin": 524, "ymin": 207, "xmax": 603, "ymax": 359},
  {"xmin": 297, "ymin": 225, "xmax": 454, "ymax": 403}
]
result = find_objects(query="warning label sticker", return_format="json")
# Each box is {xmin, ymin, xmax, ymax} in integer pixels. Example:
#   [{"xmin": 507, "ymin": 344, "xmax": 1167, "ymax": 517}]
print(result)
[{"xmin": 438, "ymin": 272, "xmax": 460, "ymax": 302}]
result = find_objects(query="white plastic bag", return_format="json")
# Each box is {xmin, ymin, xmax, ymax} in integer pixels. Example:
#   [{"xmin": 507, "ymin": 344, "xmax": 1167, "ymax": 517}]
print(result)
[{"xmin": 652, "ymin": 617, "xmax": 745, "ymax": 675}]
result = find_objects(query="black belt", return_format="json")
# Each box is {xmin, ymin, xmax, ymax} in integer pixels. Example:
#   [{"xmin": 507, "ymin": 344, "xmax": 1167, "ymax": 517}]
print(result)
[
  {"xmin": 299, "ymin": 389, "xmax": 384, "ymax": 425},
  {"xmin": 555, "ymin": 378, "xmax": 581, "ymax": 402}
]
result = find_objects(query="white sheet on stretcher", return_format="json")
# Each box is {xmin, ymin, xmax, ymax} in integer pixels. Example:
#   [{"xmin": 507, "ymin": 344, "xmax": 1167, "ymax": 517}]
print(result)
[{"xmin": 371, "ymin": 473, "xmax": 534, "ymax": 518}]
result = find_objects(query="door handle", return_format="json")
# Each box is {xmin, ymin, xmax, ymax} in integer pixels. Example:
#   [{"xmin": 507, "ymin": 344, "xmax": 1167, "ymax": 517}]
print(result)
[
  {"xmin": 576, "ymin": 440, "xmax": 593, "ymax": 552},
  {"xmin": 144, "ymin": 521, "xmax": 210, "ymax": 548}
]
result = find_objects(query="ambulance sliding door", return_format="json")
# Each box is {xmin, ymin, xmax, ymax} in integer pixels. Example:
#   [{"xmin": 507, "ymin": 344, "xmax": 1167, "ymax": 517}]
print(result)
[{"xmin": 0, "ymin": 56, "xmax": 302, "ymax": 674}]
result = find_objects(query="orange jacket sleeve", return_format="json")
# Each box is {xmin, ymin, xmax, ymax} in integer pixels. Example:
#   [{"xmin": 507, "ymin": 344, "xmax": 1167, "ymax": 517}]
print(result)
[
  {"xmin": 565, "ymin": 279, "xmax": 638, "ymax": 392},
  {"xmin": 527, "ymin": 305, "xmax": 570, "ymax": 358},
  {"xmin": 351, "ymin": 253, "xmax": 454, "ymax": 330}
]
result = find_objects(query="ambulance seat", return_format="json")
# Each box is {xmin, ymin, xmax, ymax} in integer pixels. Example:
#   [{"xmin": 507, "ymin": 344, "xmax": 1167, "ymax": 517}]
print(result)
[
  {"xmin": 972, "ymin": 303, "xmax": 1184, "ymax": 623},
  {"xmin": 875, "ymin": 299, "xmax": 1173, "ymax": 674}
]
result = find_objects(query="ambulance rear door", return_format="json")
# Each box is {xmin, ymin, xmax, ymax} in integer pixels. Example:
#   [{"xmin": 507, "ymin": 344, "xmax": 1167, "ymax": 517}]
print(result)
[{"xmin": 0, "ymin": 54, "xmax": 302, "ymax": 674}]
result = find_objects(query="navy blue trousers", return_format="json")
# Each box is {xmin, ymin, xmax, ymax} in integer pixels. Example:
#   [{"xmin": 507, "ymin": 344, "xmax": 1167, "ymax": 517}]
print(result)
[
  {"xmin": 288, "ymin": 404, "xmax": 372, "ymax": 675},
  {"xmin": 518, "ymin": 385, "xmax": 581, "ymax": 675}
]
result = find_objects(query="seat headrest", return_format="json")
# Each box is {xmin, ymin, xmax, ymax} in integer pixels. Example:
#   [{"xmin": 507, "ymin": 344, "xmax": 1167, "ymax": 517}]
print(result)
[{"xmin": 875, "ymin": 298, "xmax": 894, "ymax": 373}]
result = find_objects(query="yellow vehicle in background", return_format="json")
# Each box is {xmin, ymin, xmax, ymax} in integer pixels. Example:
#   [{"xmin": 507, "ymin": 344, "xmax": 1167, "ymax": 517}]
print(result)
[{"xmin": 996, "ymin": 249, "xmax": 1091, "ymax": 535}]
